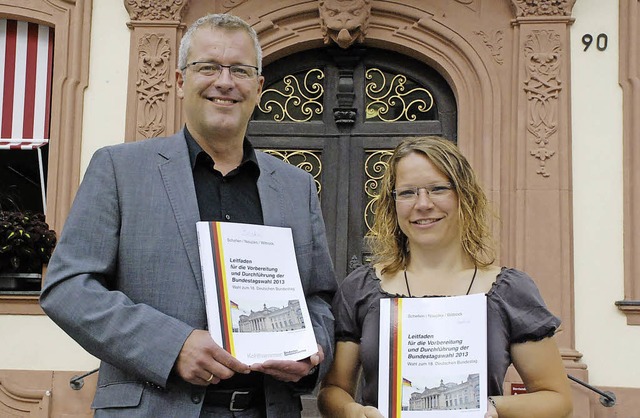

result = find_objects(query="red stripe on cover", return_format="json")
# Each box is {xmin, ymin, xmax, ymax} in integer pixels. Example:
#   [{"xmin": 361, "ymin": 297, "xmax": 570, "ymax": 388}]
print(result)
[
  {"xmin": 211, "ymin": 222, "xmax": 234, "ymax": 353},
  {"xmin": 388, "ymin": 298, "xmax": 401, "ymax": 418}
]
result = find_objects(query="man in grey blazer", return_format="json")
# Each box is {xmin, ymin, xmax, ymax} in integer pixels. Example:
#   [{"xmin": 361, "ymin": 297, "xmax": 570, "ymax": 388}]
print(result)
[{"xmin": 40, "ymin": 13, "xmax": 337, "ymax": 418}]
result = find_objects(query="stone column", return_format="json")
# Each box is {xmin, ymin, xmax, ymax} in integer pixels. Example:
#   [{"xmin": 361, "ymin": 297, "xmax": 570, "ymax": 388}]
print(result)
[
  {"xmin": 509, "ymin": 1, "xmax": 591, "ymax": 415},
  {"xmin": 123, "ymin": 0, "xmax": 189, "ymax": 141}
]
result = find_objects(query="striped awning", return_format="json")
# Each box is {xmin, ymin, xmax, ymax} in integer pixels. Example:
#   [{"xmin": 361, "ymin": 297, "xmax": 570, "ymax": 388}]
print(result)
[{"xmin": 0, "ymin": 19, "xmax": 54, "ymax": 150}]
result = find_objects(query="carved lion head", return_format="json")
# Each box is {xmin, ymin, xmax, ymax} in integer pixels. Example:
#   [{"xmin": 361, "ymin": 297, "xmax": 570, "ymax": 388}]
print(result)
[{"xmin": 319, "ymin": 0, "xmax": 371, "ymax": 49}]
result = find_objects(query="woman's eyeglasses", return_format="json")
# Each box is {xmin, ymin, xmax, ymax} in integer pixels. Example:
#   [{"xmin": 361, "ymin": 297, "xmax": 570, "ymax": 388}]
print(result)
[{"xmin": 392, "ymin": 183, "xmax": 454, "ymax": 202}]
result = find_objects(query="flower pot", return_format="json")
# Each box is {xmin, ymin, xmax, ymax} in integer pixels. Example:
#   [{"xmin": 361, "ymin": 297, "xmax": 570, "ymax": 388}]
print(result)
[{"xmin": 0, "ymin": 272, "xmax": 42, "ymax": 291}]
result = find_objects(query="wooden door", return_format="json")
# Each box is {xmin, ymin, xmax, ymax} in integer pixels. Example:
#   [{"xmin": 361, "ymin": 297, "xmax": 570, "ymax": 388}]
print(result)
[{"xmin": 247, "ymin": 47, "xmax": 456, "ymax": 280}]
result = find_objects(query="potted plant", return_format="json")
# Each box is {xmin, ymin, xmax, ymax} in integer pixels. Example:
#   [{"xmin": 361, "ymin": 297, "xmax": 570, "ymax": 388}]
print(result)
[{"xmin": 0, "ymin": 210, "xmax": 57, "ymax": 291}]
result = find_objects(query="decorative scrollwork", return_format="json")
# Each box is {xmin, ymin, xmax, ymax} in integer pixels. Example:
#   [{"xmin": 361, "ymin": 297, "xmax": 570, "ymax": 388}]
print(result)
[
  {"xmin": 511, "ymin": 0, "xmax": 576, "ymax": 17},
  {"xmin": 136, "ymin": 34, "xmax": 172, "ymax": 138},
  {"xmin": 475, "ymin": 30, "xmax": 505, "ymax": 65},
  {"xmin": 124, "ymin": 0, "xmax": 187, "ymax": 21},
  {"xmin": 222, "ymin": 0, "xmax": 248, "ymax": 9},
  {"xmin": 523, "ymin": 30, "xmax": 562, "ymax": 177},
  {"xmin": 257, "ymin": 69, "xmax": 324, "ymax": 122},
  {"xmin": 260, "ymin": 150, "xmax": 322, "ymax": 194},
  {"xmin": 364, "ymin": 150, "xmax": 392, "ymax": 231},
  {"xmin": 365, "ymin": 68, "xmax": 435, "ymax": 122},
  {"xmin": 349, "ymin": 255, "xmax": 363, "ymax": 272}
]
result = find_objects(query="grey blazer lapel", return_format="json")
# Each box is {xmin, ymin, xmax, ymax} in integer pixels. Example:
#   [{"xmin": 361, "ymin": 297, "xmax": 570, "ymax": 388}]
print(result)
[
  {"xmin": 157, "ymin": 133, "xmax": 205, "ymax": 303},
  {"xmin": 256, "ymin": 153, "xmax": 285, "ymax": 227}
]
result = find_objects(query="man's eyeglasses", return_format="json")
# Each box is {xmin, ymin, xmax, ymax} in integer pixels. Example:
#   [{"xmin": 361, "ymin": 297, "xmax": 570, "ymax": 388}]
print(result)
[
  {"xmin": 181, "ymin": 61, "xmax": 259, "ymax": 79},
  {"xmin": 392, "ymin": 183, "xmax": 455, "ymax": 202}
]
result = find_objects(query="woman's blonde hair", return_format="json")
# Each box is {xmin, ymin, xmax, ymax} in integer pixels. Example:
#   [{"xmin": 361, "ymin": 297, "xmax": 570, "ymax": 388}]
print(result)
[{"xmin": 368, "ymin": 136, "xmax": 496, "ymax": 274}]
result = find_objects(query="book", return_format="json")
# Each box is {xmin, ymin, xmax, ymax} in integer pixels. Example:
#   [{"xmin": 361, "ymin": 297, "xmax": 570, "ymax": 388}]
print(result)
[
  {"xmin": 196, "ymin": 221, "xmax": 318, "ymax": 364},
  {"xmin": 378, "ymin": 294, "xmax": 488, "ymax": 417}
]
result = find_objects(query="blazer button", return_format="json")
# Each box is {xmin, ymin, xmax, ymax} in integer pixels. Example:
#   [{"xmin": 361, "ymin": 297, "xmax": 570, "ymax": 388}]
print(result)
[{"xmin": 191, "ymin": 394, "xmax": 202, "ymax": 404}]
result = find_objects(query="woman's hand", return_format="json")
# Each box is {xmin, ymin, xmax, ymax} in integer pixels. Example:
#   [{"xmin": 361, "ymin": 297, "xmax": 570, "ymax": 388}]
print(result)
[{"xmin": 484, "ymin": 398, "xmax": 499, "ymax": 418}]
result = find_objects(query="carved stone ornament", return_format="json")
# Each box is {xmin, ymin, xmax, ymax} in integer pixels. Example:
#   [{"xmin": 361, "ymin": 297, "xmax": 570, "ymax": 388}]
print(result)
[
  {"xmin": 222, "ymin": 0, "xmax": 248, "ymax": 8},
  {"xmin": 124, "ymin": 0, "xmax": 188, "ymax": 21},
  {"xmin": 0, "ymin": 378, "xmax": 51, "ymax": 415},
  {"xmin": 511, "ymin": 0, "xmax": 576, "ymax": 17},
  {"xmin": 523, "ymin": 30, "xmax": 562, "ymax": 177},
  {"xmin": 333, "ymin": 109, "xmax": 357, "ymax": 124},
  {"xmin": 136, "ymin": 34, "xmax": 172, "ymax": 138},
  {"xmin": 475, "ymin": 30, "xmax": 505, "ymax": 65},
  {"xmin": 319, "ymin": 0, "xmax": 371, "ymax": 49}
]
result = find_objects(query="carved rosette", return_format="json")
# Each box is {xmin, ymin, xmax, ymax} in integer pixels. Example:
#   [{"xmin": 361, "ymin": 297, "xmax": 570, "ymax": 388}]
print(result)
[
  {"xmin": 136, "ymin": 34, "xmax": 172, "ymax": 138},
  {"xmin": 511, "ymin": 0, "xmax": 576, "ymax": 17},
  {"xmin": 523, "ymin": 30, "xmax": 562, "ymax": 177},
  {"xmin": 124, "ymin": 0, "xmax": 187, "ymax": 21}
]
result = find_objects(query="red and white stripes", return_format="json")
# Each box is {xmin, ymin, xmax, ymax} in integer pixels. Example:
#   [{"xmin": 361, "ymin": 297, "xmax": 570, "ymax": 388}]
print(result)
[{"xmin": 0, "ymin": 19, "xmax": 54, "ymax": 150}]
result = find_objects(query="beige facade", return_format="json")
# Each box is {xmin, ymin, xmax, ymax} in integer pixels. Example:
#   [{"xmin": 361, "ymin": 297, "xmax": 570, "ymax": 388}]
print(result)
[{"xmin": 0, "ymin": 0, "xmax": 639, "ymax": 416}]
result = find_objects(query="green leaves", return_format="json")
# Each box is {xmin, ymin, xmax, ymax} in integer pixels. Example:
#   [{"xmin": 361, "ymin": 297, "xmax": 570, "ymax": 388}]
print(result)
[{"xmin": 0, "ymin": 211, "xmax": 57, "ymax": 273}]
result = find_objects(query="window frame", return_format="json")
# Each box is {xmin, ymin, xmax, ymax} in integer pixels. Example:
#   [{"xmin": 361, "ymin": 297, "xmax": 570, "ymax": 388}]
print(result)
[{"xmin": 0, "ymin": 2, "xmax": 91, "ymax": 314}]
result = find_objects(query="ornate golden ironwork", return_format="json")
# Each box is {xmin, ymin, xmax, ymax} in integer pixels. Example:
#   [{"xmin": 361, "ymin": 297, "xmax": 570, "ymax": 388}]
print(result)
[
  {"xmin": 260, "ymin": 149, "xmax": 323, "ymax": 194},
  {"xmin": 364, "ymin": 150, "xmax": 393, "ymax": 231},
  {"xmin": 365, "ymin": 68, "xmax": 435, "ymax": 122},
  {"xmin": 257, "ymin": 69, "xmax": 324, "ymax": 122}
]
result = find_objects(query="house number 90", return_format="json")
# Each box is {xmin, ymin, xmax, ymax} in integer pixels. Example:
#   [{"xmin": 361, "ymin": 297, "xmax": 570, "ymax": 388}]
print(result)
[{"xmin": 582, "ymin": 33, "xmax": 608, "ymax": 51}]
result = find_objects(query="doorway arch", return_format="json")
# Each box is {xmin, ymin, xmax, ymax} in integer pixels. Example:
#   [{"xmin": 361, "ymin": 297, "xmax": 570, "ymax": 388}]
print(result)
[
  {"xmin": 166, "ymin": 0, "xmax": 580, "ymax": 376},
  {"xmin": 248, "ymin": 47, "xmax": 457, "ymax": 277}
]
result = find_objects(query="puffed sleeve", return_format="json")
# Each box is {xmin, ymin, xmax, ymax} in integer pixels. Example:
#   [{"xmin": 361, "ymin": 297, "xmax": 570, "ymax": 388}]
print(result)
[
  {"xmin": 333, "ymin": 265, "xmax": 375, "ymax": 343},
  {"xmin": 489, "ymin": 268, "xmax": 561, "ymax": 344}
]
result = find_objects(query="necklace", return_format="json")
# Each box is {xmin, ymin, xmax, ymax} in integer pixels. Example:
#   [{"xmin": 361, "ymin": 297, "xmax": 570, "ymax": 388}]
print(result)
[{"xmin": 403, "ymin": 265, "xmax": 478, "ymax": 297}]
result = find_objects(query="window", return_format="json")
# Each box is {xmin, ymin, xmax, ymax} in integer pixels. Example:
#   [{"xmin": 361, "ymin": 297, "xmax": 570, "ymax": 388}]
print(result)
[
  {"xmin": 0, "ymin": 2, "xmax": 90, "ymax": 315},
  {"xmin": 0, "ymin": 19, "xmax": 54, "ymax": 295},
  {"xmin": 0, "ymin": 19, "xmax": 54, "ymax": 213}
]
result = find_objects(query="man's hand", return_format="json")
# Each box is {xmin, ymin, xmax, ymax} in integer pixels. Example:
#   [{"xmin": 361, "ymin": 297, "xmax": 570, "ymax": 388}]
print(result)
[
  {"xmin": 249, "ymin": 344, "xmax": 324, "ymax": 382},
  {"xmin": 174, "ymin": 329, "xmax": 250, "ymax": 386},
  {"xmin": 343, "ymin": 402, "xmax": 385, "ymax": 418}
]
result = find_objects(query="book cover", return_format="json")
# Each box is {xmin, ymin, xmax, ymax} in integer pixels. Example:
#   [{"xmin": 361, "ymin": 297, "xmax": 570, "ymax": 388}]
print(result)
[
  {"xmin": 196, "ymin": 221, "xmax": 318, "ymax": 364},
  {"xmin": 378, "ymin": 294, "xmax": 488, "ymax": 417}
]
